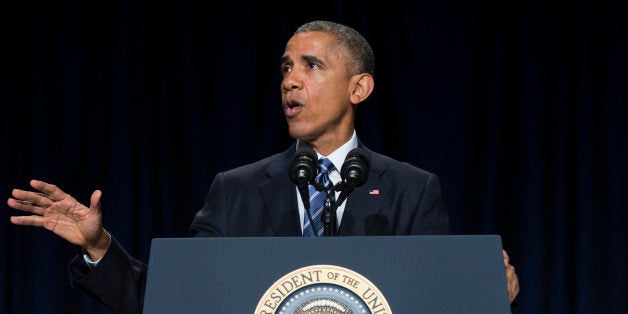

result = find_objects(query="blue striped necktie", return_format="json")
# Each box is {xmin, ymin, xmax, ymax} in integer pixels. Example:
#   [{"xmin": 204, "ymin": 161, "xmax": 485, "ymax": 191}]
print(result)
[{"xmin": 303, "ymin": 158, "xmax": 335, "ymax": 237}]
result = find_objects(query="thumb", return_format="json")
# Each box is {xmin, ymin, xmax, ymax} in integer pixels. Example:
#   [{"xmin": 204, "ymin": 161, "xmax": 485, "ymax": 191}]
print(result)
[{"xmin": 90, "ymin": 190, "xmax": 103, "ymax": 212}]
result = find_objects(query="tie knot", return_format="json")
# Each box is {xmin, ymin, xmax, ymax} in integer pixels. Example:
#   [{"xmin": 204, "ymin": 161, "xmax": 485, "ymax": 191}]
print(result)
[{"xmin": 318, "ymin": 158, "xmax": 334, "ymax": 174}]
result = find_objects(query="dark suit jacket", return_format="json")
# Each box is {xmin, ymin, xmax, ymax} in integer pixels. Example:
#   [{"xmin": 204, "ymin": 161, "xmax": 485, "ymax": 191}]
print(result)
[{"xmin": 68, "ymin": 142, "xmax": 450, "ymax": 314}]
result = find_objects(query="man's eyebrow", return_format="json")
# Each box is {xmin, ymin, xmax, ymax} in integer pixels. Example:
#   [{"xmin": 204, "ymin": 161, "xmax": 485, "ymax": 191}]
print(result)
[
  {"xmin": 302, "ymin": 55, "xmax": 324, "ymax": 66},
  {"xmin": 279, "ymin": 55, "xmax": 326, "ymax": 68}
]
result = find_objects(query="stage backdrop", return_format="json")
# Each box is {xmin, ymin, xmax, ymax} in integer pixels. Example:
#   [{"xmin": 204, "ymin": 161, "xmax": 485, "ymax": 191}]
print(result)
[{"xmin": 1, "ymin": 1, "xmax": 626, "ymax": 313}]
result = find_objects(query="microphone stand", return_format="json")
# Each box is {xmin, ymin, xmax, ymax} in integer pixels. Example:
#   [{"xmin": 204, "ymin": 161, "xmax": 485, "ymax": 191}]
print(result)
[
  {"xmin": 323, "ymin": 182, "xmax": 351, "ymax": 237},
  {"xmin": 322, "ymin": 188, "xmax": 337, "ymax": 237}
]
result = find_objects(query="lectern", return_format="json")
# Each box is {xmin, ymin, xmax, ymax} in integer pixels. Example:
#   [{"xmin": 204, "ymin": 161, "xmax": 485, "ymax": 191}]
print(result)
[{"xmin": 143, "ymin": 235, "xmax": 511, "ymax": 313}]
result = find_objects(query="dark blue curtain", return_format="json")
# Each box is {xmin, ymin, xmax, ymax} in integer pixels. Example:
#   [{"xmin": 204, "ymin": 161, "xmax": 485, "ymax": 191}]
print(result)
[{"xmin": 1, "ymin": 1, "xmax": 625, "ymax": 313}]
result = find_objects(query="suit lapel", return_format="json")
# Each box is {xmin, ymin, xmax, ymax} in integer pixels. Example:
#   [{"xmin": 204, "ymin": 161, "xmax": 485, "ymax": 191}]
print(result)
[
  {"xmin": 257, "ymin": 140, "xmax": 390, "ymax": 236},
  {"xmin": 259, "ymin": 143, "xmax": 302, "ymax": 236},
  {"xmin": 337, "ymin": 147, "xmax": 389, "ymax": 236}
]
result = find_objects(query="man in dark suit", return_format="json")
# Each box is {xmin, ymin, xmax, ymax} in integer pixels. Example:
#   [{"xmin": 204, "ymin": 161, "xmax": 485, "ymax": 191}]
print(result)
[{"xmin": 7, "ymin": 20, "xmax": 519, "ymax": 313}]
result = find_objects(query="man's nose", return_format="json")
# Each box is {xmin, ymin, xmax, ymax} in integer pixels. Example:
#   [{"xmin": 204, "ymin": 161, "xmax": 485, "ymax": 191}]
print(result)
[{"xmin": 282, "ymin": 72, "xmax": 303, "ymax": 92}]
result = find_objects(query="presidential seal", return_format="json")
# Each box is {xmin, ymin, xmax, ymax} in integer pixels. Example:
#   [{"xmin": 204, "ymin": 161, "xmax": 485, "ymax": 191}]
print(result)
[{"xmin": 255, "ymin": 264, "xmax": 391, "ymax": 314}]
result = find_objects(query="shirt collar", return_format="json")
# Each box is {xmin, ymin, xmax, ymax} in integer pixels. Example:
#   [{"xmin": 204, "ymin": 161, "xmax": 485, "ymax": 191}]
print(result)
[{"xmin": 296, "ymin": 130, "xmax": 358, "ymax": 172}]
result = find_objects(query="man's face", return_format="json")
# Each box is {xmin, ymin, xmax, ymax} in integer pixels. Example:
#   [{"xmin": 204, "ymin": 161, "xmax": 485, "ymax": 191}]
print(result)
[{"xmin": 280, "ymin": 31, "xmax": 355, "ymax": 146}]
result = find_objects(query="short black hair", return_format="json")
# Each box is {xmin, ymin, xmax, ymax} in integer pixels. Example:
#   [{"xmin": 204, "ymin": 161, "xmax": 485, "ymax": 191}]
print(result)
[{"xmin": 295, "ymin": 20, "xmax": 375, "ymax": 78}]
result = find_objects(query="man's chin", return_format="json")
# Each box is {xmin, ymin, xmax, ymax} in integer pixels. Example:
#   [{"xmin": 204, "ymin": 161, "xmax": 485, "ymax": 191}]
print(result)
[{"xmin": 287, "ymin": 126, "xmax": 309, "ymax": 141}]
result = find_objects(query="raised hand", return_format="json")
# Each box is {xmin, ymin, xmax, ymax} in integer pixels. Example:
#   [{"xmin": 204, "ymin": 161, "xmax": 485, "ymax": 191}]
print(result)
[{"xmin": 7, "ymin": 179, "xmax": 111, "ymax": 260}]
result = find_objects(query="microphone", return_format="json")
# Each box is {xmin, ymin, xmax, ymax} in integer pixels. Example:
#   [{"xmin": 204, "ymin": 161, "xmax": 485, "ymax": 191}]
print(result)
[
  {"xmin": 289, "ymin": 146, "xmax": 318, "ymax": 209},
  {"xmin": 336, "ymin": 147, "xmax": 370, "ymax": 206}
]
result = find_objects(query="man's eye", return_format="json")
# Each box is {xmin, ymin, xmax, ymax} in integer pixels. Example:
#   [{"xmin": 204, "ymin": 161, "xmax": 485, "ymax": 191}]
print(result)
[
  {"xmin": 309, "ymin": 63, "xmax": 320, "ymax": 69},
  {"xmin": 281, "ymin": 65, "xmax": 292, "ymax": 74}
]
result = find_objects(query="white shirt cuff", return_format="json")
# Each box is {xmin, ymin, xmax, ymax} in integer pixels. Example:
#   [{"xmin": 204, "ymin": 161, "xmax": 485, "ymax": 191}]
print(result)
[{"xmin": 82, "ymin": 231, "xmax": 111, "ymax": 268}]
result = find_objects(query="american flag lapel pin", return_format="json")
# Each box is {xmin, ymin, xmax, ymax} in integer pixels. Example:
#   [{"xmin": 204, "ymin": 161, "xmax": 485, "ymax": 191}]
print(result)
[{"xmin": 369, "ymin": 189, "xmax": 380, "ymax": 195}]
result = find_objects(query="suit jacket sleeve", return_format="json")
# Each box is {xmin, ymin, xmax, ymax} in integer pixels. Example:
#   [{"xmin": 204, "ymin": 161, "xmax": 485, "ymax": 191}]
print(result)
[{"xmin": 68, "ymin": 235, "xmax": 147, "ymax": 314}]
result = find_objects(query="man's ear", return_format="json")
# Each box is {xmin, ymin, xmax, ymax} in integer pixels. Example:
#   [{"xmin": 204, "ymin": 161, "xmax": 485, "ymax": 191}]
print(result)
[{"xmin": 349, "ymin": 74, "xmax": 374, "ymax": 105}]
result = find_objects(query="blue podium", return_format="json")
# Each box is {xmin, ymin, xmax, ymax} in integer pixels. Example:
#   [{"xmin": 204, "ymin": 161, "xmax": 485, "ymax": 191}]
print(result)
[{"xmin": 143, "ymin": 235, "xmax": 511, "ymax": 313}]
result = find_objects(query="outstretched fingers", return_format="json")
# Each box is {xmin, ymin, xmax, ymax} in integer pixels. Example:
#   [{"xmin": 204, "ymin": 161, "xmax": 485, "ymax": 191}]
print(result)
[
  {"xmin": 7, "ymin": 193, "xmax": 49, "ymax": 216},
  {"xmin": 10, "ymin": 214, "xmax": 46, "ymax": 227},
  {"xmin": 9, "ymin": 188, "xmax": 55, "ymax": 208},
  {"xmin": 30, "ymin": 179, "xmax": 70, "ymax": 202},
  {"xmin": 7, "ymin": 179, "xmax": 79, "ymax": 227}
]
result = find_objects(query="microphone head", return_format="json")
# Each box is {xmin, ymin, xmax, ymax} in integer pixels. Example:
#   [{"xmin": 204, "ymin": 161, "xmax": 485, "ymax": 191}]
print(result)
[
  {"xmin": 340, "ymin": 147, "xmax": 370, "ymax": 188},
  {"xmin": 289, "ymin": 146, "xmax": 318, "ymax": 185}
]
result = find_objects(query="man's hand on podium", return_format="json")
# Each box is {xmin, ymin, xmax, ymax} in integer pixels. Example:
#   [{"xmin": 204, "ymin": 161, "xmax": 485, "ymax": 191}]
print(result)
[{"xmin": 503, "ymin": 249, "xmax": 520, "ymax": 304}]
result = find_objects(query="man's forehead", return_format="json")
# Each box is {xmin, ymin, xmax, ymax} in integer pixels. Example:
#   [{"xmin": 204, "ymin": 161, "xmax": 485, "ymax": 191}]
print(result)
[
  {"xmin": 285, "ymin": 32, "xmax": 334, "ymax": 51},
  {"xmin": 283, "ymin": 32, "xmax": 340, "ymax": 62}
]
